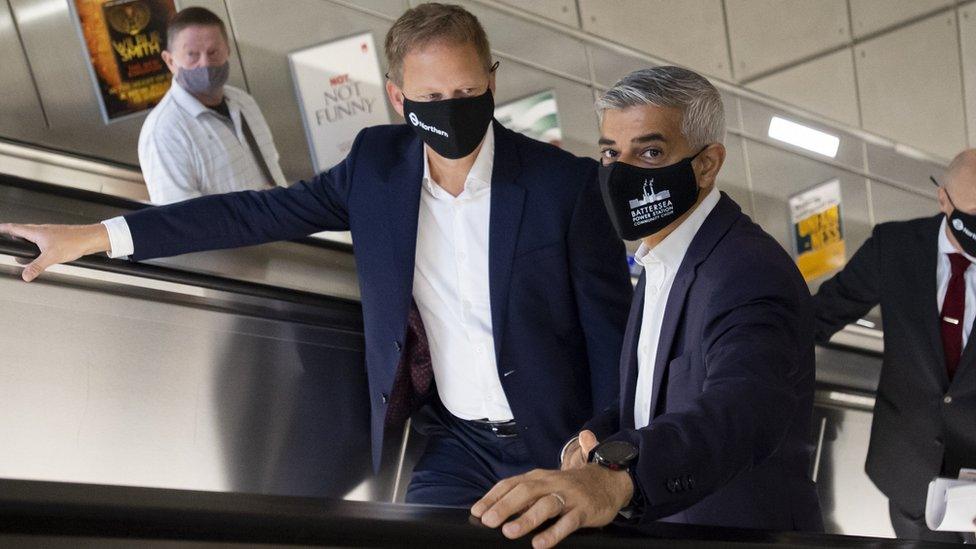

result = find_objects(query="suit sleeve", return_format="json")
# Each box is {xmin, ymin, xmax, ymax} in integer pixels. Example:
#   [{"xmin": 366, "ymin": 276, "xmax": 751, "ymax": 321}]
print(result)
[
  {"xmin": 566, "ymin": 159, "xmax": 633, "ymax": 412},
  {"xmin": 811, "ymin": 225, "xmax": 883, "ymax": 343},
  {"xmin": 124, "ymin": 128, "xmax": 365, "ymax": 261},
  {"xmin": 581, "ymin": 400, "xmax": 621, "ymax": 441},
  {"xmin": 601, "ymin": 253, "xmax": 805, "ymax": 522}
]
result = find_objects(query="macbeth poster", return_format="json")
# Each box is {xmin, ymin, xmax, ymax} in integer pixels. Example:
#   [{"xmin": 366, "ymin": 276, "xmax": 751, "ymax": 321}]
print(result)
[{"xmin": 72, "ymin": 0, "xmax": 176, "ymax": 123}]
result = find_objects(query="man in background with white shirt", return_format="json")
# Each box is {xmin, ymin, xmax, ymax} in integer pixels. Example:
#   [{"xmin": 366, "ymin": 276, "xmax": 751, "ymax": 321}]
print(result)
[
  {"xmin": 813, "ymin": 150, "xmax": 976, "ymax": 543},
  {"xmin": 472, "ymin": 67, "xmax": 822, "ymax": 548},
  {"xmin": 141, "ymin": 7, "xmax": 286, "ymax": 204}
]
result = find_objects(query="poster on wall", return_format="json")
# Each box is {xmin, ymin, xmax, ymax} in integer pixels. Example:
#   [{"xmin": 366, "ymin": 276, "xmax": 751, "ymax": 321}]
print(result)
[
  {"xmin": 71, "ymin": 0, "xmax": 176, "ymax": 123},
  {"xmin": 495, "ymin": 89, "xmax": 563, "ymax": 148},
  {"xmin": 789, "ymin": 179, "xmax": 846, "ymax": 281},
  {"xmin": 288, "ymin": 32, "xmax": 391, "ymax": 174}
]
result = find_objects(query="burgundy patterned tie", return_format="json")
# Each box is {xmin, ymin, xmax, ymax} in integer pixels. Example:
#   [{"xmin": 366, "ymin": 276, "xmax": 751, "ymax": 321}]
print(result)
[
  {"xmin": 941, "ymin": 253, "xmax": 970, "ymax": 381},
  {"xmin": 384, "ymin": 300, "xmax": 434, "ymax": 432}
]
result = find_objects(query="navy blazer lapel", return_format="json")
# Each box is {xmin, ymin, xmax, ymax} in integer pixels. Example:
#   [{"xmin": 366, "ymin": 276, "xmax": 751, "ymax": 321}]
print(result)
[
  {"xmin": 916, "ymin": 216, "xmax": 948, "ymax": 387},
  {"xmin": 488, "ymin": 122, "xmax": 526, "ymax": 367},
  {"xmin": 619, "ymin": 274, "xmax": 645, "ymax": 430},
  {"xmin": 387, "ymin": 136, "xmax": 425, "ymax": 331},
  {"xmin": 646, "ymin": 193, "xmax": 741, "ymax": 418}
]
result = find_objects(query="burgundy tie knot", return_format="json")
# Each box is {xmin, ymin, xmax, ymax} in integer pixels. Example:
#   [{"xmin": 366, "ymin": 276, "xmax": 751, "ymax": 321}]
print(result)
[{"xmin": 949, "ymin": 253, "xmax": 971, "ymax": 276}]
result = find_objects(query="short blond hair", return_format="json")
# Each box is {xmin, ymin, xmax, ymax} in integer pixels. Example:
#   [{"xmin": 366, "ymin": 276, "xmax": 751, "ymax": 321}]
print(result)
[{"xmin": 384, "ymin": 3, "xmax": 492, "ymax": 86}]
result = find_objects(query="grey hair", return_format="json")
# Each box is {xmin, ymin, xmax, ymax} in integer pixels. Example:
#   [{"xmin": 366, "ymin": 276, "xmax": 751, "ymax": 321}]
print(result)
[{"xmin": 596, "ymin": 66, "xmax": 726, "ymax": 148}]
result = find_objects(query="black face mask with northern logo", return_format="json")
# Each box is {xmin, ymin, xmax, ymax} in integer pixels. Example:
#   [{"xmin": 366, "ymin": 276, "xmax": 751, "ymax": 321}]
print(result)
[
  {"xmin": 933, "ymin": 176, "xmax": 976, "ymax": 257},
  {"xmin": 402, "ymin": 89, "xmax": 495, "ymax": 160},
  {"xmin": 598, "ymin": 149, "xmax": 705, "ymax": 241}
]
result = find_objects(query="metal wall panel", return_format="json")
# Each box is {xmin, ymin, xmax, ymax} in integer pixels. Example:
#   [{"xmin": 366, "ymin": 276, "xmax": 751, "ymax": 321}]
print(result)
[
  {"xmin": 9, "ymin": 0, "xmax": 144, "ymax": 165},
  {"xmin": 340, "ymin": 0, "xmax": 410, "ymax": 19},
  {"xmin": 870, "ymin": 180, "xmax": 939, "ymax": 225},
  {"xmin": 725, "ymin": 0, "xmax": 850, "ymax": 81},
  {"xmin": 457, "ymin": 0, "xmax": 591, "ymax": 81},
  {"xmin": 738, "ymin": 96, "xmax": 866, "ymax": 174},
  {"xmin": 718, "ymin": 133, "xmax": 753, "ymax": 218},
  {"xmin": 958, "ymin": 4, "xmax": 976, "ymax": 149},
  {"xmin": 493, "ymin": 61, "xmax": 599, "ymax": 158},
  {"xmin": 0, "ymin": 0, "xmax": 46, "ymax": 143},
  {"xmin": 578, "ymin": 0, "xmax": 732, "ymax": 80},
  {"xmin": 849, "ymin": 0, "xmax": 953, "ymax": 38},
  {"xmin": 224, "ymin": 0, "xmax": 396, "ymax": 181},
  {"xmin": 745, "ymin": 141, "xmax": 872, "ymax": 281},
  {"xmin": 748, "ymin": 48, "xmax": 861, "ymax": 128},
  {"xmin": 494, "ymin": 0, "xmax": 579, "ymax": 28},
  {"xmin": 854, "ymin": 13, "xmax": 967, "ymax": 159},
  {"xmin": 865, "ymin": 142, "xmax": 947, "ymax": 195}
]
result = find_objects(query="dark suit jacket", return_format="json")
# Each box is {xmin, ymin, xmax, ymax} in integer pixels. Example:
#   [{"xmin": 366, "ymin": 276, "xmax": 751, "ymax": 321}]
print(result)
[
  {"xmin": 584, "ymin": 194, "xmax": 823, "ymax": 532},
  {"xmin": 814, "ymin": 215, "xmax": 976, "ymax": 515},
  {"xmin": 122, "ymin": 121, "xmax": 633, "ymax": 470}
]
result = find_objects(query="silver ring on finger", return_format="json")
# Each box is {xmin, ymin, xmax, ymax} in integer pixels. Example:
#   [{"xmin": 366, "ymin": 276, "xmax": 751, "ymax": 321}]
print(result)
[{"xmin": 549, "ymin": 492, "xmax": 566, "ymax": 509}]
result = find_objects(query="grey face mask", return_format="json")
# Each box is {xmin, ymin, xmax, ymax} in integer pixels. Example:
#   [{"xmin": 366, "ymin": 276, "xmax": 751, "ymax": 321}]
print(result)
[{"xmin": 175, "ymin": 61, "xmax": 229, "ymax": 96}]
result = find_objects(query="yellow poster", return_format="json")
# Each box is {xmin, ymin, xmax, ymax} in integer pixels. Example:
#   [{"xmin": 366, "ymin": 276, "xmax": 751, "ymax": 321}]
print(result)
[
  {"xmin": 790, "ymin": 179, "xmax": 846, "ymax": 281},
  {"xmin": 72, "ymin": 0, "xmax": 176, "ymax": 123}
]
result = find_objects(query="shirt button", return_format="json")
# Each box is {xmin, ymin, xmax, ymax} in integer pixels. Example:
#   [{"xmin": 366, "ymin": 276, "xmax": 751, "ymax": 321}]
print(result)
[
  {"xmin": 944, "ymin": 395, "xmax": 953, "ymax": 405},
  {"xmin": 458, "ymin": 252, "xmax": 468, "ymax": 262},
  {"xmin": 394, "ymin": 340, "xmax": 402, "ymax": 352},
  {"xmin": 475, "ymin": 345, "xmax": 485, "ymax": 354},
  {"xmin": 381, "ymin": 393, "xmax": 389, "ymax": 404}
]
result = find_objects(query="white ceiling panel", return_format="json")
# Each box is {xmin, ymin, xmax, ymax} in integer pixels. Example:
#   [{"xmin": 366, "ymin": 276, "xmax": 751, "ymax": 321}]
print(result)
[
  {"xmin": 748, "ymin": 48, "xmax": 860, "ymax": 127},
  {"xmin": 578, "ymin": 0, "xmax": 731, "ymax": 80},
  {"xmin": 726, "ymin": 0, "xmax": 850, "ymax": 81},
  {"xmin": 855, "ymin": 13, "xmax": 966, "ymax": 159}
]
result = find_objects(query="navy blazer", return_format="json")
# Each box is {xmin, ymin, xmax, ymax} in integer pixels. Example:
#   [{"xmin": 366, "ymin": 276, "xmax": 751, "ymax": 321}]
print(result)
[
  {"xmin": 584, "ymin": 194, "xmax": 824, "ymax": 532},
  {"xmin": 123, "ymin": 121, "xmax": 633, "ymax": 470}
]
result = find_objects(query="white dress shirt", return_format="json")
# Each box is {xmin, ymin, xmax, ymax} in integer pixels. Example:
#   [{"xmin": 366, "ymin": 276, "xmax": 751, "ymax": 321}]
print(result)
[
  {"xmin": 102, "ymin": 125, "xmax": 513, "ymax": 421},
  {"xmin": 412, "ymin": 126, "xmax": 513, "ymax": 421},
  {"xmin": 937, "ymin": 218, "xmax": 976, "ymax": 349},
  {"xmin": 138, "ymin": 82, "xmax": 287, "ymax": 205},
  {"xmin": 633, "ymin": 188, "xmax": 720, "ymax": 429}
]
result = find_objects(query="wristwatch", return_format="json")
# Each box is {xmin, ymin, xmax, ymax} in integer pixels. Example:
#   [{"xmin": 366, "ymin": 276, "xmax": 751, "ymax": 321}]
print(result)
[
  {"xmin": 590, "ymin": 440, "xmax": 644, "ymax": 520},
  {"xmin": 591, "ymin": 440, "xmax": 638, "ymax": 470}
]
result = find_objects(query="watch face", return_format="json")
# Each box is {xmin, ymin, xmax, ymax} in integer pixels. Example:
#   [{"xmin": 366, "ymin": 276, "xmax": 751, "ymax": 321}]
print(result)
[{"xmin": 596, "ymin": 440, "xmax": 638, "ymax": 464}]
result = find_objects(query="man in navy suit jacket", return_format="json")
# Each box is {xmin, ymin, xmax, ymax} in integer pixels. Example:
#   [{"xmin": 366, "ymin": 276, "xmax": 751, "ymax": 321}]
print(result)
[
  {"xmin": 473, "ymin": 67, "xmax": 823, "ymax": 548},
  {"xmin": 0, "ymin": 3, "xmax": 631, "ymax": 506}
]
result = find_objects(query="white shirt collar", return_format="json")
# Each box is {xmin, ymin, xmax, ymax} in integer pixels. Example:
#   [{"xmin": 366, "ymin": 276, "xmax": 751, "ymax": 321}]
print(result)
[
  {"xmin": 421, "ymin": 125, "xmax": 494, "ymax": 199},
  {"xmin": 169, "ymin": 81, "xmax": 238, "ymax": 119},
  {"xmin": 938, "ymin": 216, "xmax": 976, "ymax": 263},
  {"xmin": 634, "ymin": 187, "xmax": 721, "ymax": 269}
]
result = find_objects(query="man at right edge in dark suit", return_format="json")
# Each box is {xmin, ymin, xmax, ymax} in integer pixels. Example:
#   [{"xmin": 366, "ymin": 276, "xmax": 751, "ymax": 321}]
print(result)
[
  {"xmin": 813, "ymin": 150, "xmax": 976, "ymax": 543},
  {"xmin": 472, "ymin": 66, "xmax": 823, "ymax": 548}
]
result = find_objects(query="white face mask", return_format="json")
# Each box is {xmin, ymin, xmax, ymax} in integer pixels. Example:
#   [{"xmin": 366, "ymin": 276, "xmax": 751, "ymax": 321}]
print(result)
[{"xmin": 174, "ymin": 61, "xmax": 229, "ymax": 96}]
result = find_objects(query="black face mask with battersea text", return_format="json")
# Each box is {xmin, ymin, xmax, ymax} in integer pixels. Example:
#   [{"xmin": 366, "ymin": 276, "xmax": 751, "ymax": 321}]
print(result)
[
  {"xmin": 402, "ymin": 89, "xmax": 495, "ymax": 159},
  {"xmin": 598, "ymin": 150, "xmax": 705, "ymax": 241},
  {"xmin": 931, "ymin": 176, "xmax": 976, "ymax": 257}
]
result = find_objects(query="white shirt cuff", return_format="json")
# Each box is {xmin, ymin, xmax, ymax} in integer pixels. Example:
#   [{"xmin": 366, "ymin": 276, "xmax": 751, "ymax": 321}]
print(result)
[
  {"xmin": 559, "ymin": 435, "xmax": 580, "ymax": 465},
  {"xmin": 101, "ymin": 217, "xmax": 134, "ymax": 259}
]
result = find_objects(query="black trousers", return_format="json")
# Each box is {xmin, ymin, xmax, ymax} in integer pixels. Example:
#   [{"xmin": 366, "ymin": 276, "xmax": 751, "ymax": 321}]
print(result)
[{"xmin": 404, "ymin": 404, "xmax": 537, "ymax": 506}]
